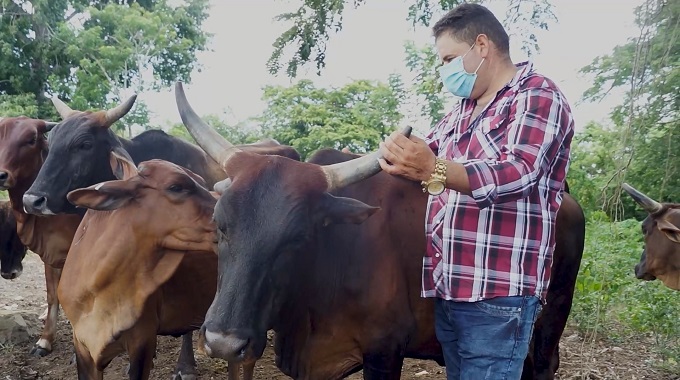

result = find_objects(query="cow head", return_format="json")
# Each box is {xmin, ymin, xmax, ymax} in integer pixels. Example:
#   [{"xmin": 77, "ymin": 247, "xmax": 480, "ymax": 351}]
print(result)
[
  {"xmin": 0, "ymin": 202, "xmax": 27, "ymax": 280},
  {"xmin": 0, "ymin": 117, "xmax": 56, "ymax": 193},
  {"xmin": 67, "ymin": 152, "xmax": 217, "ymax": 254},
  {"xmin": 23, "ymin": 96, "xmax": 137, "ymax": 215},
  {"xmin": 622, "ymin": 183, "xmax": 680, "ymax": 290},
  {"xmin": 174, "ymin": 82, "xmax": 405, "ymax": 363}
]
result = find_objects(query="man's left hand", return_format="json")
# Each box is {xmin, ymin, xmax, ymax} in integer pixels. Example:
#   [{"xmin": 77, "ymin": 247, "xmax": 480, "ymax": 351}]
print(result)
[{"xmin": 378, "ymin": 131, "xmax": 437, "ymax": 182}]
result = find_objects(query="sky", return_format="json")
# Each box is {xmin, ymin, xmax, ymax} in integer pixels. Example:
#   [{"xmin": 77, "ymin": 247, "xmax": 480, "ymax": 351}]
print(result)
[{"xmin": 138, "ymin": 0, "xmax": 644, "ymax": 135}]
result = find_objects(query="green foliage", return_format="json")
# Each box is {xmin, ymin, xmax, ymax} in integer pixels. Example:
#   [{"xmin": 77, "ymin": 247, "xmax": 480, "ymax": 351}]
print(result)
[
  {"xmin": 0, "ymin": 0, "xmax": 210, "ymax": 119},
  {"xmin": 574, "ymin": 0, "xmax": 679, "ymax": 219},
  {"xmin": 570, "ymin": 216, "xmax": 680, "ymax": 369},
  {"xmin": 0, "ymin": 94, "xmax": 40, "ymax": 118},
  {"xmin": 268, "ymin": 0, "xmax": 557, "ymax": 78},
  {"xmin": 257, "ymin": 76, "xmax": 405, "ymax": 160},
  {"xmin": 168, "ymin": 114, "xmax": 260, "ymax": 146}
]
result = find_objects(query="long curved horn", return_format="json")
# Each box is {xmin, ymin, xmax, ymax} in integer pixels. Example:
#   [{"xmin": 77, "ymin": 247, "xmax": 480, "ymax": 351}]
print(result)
[
  {"xmin": 322, "ymin": 126, "xmax": 412, "ymax": 191},
  {"xmin": 622, "ymin": 183, "xmax": 663, "ymax": 214},
  {"xmin": 174, "ymin": 81, "xmax": 241, "ymax": 167},
  {"xmin": 105, "ymin": 95, "xmax": 137, "ymax": 126},
  {"xmin": 51, "ymin": 97, "xmax": 77, "ymax": 119}
]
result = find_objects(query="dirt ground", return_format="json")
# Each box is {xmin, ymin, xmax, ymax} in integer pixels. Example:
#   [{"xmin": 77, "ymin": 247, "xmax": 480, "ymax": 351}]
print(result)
[{"xmin": 1, "ymin": 252, "xmax": 678, "ymax": 380}]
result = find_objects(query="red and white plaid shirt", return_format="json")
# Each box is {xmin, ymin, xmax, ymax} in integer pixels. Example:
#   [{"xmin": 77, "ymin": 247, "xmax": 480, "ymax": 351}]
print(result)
[{"xmin": 423, "ymin": 61, "xmax": 574, "ymax": 303}]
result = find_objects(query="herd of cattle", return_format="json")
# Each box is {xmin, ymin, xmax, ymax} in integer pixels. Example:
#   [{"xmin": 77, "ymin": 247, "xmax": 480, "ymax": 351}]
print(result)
[{"xmin": 0, "ymin": 81, "xmax": 676, "ymax": 380}]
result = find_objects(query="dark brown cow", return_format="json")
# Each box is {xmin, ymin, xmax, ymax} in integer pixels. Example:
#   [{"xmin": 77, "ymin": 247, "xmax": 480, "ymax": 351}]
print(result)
[
  {"xmin": 60, "ymin": 154, "xmax": 255, "ymax": 380},
  {"xmin": 0, "ymin": 200, "xmax": 27, "ymax": 280},
  {"xmin": 176, "ymin": 83, "xmax": 585, "ymax": 380},
  {"xmin": 622, "ymin": 183, "xmax": 680, "ymax": 290},
  {"xmin": 0, "ymin": 117, "xmax": 82, "ymax": 357}
]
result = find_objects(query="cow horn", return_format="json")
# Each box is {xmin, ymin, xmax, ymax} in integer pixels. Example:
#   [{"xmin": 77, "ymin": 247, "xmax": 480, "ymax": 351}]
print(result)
[
  {"xmin": 322, "ymin": 126, "xmax": 412, "ymax": 191},
  {"xmin": 174, "ymin": 82, "xmax": 241, "ymax": 167},
  {"xmin": 622, "ymin": 183, "xmax": 663, "ymax": 214},
  {"xmin": 105, "ymin": 95, "xmax": 137, "ymax": 126},
  {"xmin": 51, "ymin": 97, "xmax": 77, "ymax": 119}
]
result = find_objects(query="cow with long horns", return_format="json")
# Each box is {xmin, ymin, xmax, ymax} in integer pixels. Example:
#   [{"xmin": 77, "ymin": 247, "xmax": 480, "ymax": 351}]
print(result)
[
  {"xmin": 622, "ymin": 183, "xmax": 680, "ymax": 290},
  {"xmin": 175, "ymin": 82, "xmax": 585, "ymax": 380}
]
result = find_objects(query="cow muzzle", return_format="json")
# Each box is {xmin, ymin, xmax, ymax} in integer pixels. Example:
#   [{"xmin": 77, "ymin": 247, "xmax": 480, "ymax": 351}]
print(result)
[
  {"xmin": 0, "ymin": 170, "xmax": 14, "ymax": 190},
  {"xmin": 1, "ymin": 267, "xmax": 22, "ymax": 280},
  {"xmin": 635, "ymin": 263, "xmax": 656, "ymax": 281},
  {"xmin": 22, "ymin": 193, "xmax": 56, "ymax": 216},
  {"xmin": 198, "ymin": 325, "xmax": 258, "ymax": 362}
]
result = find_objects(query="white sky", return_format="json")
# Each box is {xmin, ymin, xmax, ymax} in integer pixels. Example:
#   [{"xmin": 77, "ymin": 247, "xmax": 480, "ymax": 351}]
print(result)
[{"xmin": 139, "ymin": 0, "xmax": 643, "ymax": 135}]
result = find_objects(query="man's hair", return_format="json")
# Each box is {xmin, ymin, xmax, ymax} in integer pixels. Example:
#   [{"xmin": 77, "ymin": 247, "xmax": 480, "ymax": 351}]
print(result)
[{"xmin": 432, "ymin": 4, "xmax": 510, "ymax": 56}]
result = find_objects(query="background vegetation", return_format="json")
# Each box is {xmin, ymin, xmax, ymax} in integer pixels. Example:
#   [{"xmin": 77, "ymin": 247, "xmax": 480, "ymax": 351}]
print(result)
[{"xmin": 1, "ymin": 0, "xmax": 678, "ymax": 372}]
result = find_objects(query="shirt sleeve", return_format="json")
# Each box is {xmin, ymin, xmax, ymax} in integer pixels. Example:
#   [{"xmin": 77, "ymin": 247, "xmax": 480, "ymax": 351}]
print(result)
[{"xmin": 463, "ymin": 87, "xmax": 573, "ymax": 209}]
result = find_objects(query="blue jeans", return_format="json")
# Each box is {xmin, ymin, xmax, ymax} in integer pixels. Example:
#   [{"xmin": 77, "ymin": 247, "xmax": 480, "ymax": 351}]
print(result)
[{"xmin": 435, "ymin": 296, "xmax": 543, "ymax": 380}]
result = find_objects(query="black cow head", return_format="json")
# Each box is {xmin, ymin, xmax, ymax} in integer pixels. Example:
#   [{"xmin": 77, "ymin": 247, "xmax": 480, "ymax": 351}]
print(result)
[{"xmin": 23, "ymin": 96, "xmax": 136, "ymax": 215}]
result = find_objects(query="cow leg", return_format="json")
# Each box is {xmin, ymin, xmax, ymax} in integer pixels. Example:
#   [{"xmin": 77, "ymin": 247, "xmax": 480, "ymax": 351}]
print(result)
[
  {"xmin": 362, "ymin": 351, "xmax": 404, "ymax": 380},
  {"xmin": 127, "ymin": 339, "xmax": 157, "ymax": 380},
  {"xmin": 171, "ymin": 332, "xmax": 198, "ymax": 380},
  {"xmin": 243, "ymin": 360, "xmax": 255, "ymax": 380},
  {"xmin": 73, "ymin": 336, "xmax": 103, "ymax": 380},
  {"xmin": 30, "ymin": 264, "xmax": 61, "ymax": 357}
]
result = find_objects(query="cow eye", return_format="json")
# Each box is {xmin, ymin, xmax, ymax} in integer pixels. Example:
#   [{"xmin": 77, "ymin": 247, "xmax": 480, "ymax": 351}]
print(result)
[
  {"xmin": 80, "ymin": 141, "xmax": 92, "ymax": 150},
  {"xmin": 168, "ymin": 184, "xmax": 183, "ymax": 193},
  {"xmin": 24, "ymin": 137, "xmax": 37, "ymax": 146}
]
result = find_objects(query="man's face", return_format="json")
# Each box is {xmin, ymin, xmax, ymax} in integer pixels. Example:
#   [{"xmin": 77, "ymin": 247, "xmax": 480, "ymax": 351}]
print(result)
[{"xmin": 435, "ymin": 32, "xmax": 487, "ymax": 99}]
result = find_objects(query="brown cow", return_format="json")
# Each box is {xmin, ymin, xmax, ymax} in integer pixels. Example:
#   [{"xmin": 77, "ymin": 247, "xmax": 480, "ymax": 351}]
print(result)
[
  {"xmin": 176, "ymin": 82, "xmax": 585, "ymax": 380},
  {"xmin": 622, "ymin": 183, "xmax": 680, "ymax": 290},
  {"xmin": 0, "ymin": 200, "xmax": 28, "ymax": 280},
  {"xmin": 0, "ymin": 117, "xmax": 82, "ymax": 356},
  {"xmin": 61, "ymin": 154, "xmax": 255, "ymax": 380}
]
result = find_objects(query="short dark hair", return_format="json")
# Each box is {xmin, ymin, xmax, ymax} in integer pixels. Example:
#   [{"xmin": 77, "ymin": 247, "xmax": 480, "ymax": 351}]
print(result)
[{"xmin": 432, "ymin": 4, "xmax": 510, "ymax": 56}]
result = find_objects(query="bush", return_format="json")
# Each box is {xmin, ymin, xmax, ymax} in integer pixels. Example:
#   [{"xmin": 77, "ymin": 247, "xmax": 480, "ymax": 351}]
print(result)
[{"xmin": 569, "ymin": 216, "xmax": 680, "ymax": 369}]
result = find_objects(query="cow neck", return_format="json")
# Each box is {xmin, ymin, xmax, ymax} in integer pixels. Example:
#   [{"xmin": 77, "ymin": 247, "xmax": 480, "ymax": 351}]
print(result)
[{"xmin": 7, "ymin": 176, "xmax": 81, "ymax": 267}]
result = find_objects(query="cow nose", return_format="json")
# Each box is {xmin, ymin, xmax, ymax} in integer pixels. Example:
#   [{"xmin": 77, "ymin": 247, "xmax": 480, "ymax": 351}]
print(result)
[
  {"xmin": 0, "ymin": 171, "xmax": 8, "ymax": 182},
  {"xmin": 1, "ymin": 269, "xmax": 19, "ymax": 280},
  {"xmin": 23, "ymin": 193, "xmax": 51, "ymax": 215},
  {"xmin": 200, "ymin": 326, "xmax": 250, "ymax": 361}
]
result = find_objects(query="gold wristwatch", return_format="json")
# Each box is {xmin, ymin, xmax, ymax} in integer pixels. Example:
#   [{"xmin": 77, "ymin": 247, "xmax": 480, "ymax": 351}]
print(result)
[{"xmin": 421, "ymin": 158, "xmax": 447, "ymax": 195}]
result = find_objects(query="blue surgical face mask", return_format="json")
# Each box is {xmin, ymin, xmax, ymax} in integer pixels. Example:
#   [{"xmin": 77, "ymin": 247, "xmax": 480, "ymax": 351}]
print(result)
[{"xmin": 438, "ymin": 44, "xmax": 485, "ymax": 99}]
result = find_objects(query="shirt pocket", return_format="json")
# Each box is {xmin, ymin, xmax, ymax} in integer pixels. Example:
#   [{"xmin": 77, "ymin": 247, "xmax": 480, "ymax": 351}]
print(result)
[{"xmin": 471, "ymin": 114, "xmax": 508, "ymax": 160}]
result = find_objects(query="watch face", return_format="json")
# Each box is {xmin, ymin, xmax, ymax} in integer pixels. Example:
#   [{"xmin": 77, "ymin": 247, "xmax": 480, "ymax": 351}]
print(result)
[{"xmin": 428, "ymin": 181, "xmax": 445, "ymax": 195}]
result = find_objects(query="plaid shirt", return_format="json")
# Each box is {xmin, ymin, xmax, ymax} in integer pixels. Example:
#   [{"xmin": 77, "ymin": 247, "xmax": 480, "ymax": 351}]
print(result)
[{"xmin": 422, "ymin": 61, "xmax": 574, "ymax": 303}]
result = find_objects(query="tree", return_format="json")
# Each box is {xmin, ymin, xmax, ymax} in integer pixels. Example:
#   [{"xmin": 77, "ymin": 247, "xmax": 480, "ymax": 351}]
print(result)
[
  {"xmin": 257, "ymin": 76, "xmax": 406, "ymax": 159},
  {"xmin": 167, "ymin": 114, "xmax": 261, "ymax": 145},
  {"xmin": 578, "ymin": 0, "xmax": 679, "ymax": 219},
  {"xmin": 267, "ymin": 0, "xmax": 556, "ymax": 78},
  {"xmin": 0, "ymin": 0, "xmax": 209, "ymax": 124}
]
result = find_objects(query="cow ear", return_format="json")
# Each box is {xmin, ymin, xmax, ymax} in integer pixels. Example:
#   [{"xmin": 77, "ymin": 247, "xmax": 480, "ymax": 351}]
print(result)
[
  {"xmin": 658, "ymin": 219, "xmax": 680, "ymax": 243},
  {"xmin": 110, "ymin": 149, "xmax": 138, "ymax": 180},
  {"xmin": 320, "ymin": 193, "xmax": 379, "ymax": 226},
  {"xmin": 179, "ymin": 166, "xmax": 208, "ymax": 189},
  {"xmin": 67, "ymin": 181, "xmax": 136, "ymax": 211}
]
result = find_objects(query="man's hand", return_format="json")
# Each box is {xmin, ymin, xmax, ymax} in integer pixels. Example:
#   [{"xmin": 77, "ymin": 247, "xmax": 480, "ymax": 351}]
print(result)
[{"xmin": 378, "ymin": 131, "xmax": 437, "ymax": 182}]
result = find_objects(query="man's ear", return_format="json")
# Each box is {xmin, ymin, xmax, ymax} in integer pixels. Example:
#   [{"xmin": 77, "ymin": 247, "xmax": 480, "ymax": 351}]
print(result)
[
  {"xmin": 67, "ymin": 180, "xmax": 137, "ymax": 211},
  {"xmin": 320, "ymin": 193, "xmax": 380, "ymax": 226},
  {"xmin": 110, "ymin": 148, "xmax": 137, "ymax": 180}
]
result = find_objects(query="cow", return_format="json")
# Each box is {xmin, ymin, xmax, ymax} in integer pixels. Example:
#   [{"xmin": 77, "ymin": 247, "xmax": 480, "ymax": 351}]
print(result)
[
  {"xmin": 22, "ymin": 95, "xmax": 228, "ymax": 216},
  {"xmin": 622, "ymin": 183, "xmax": 680, "ymax": 290},
  {"xmin": 60, "ymin": 153, "xmax": 256, "ymax": 380},
  {"xmin": 0, "ymin": 200, "xmax": 28, "ymax": 280},
  {"xmin": 175, "ymin": 82, "xmax": 585, "ymax": 380},
  {"xmin": 0, "ymin": 117, "xmax": 83, "ymax": 357}
]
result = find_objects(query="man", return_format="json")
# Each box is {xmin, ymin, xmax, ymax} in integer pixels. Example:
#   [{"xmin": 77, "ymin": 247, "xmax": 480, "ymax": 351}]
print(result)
[{"xmin": 378, "ymin": 3, "xmax": 574, "ymax": 379}]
